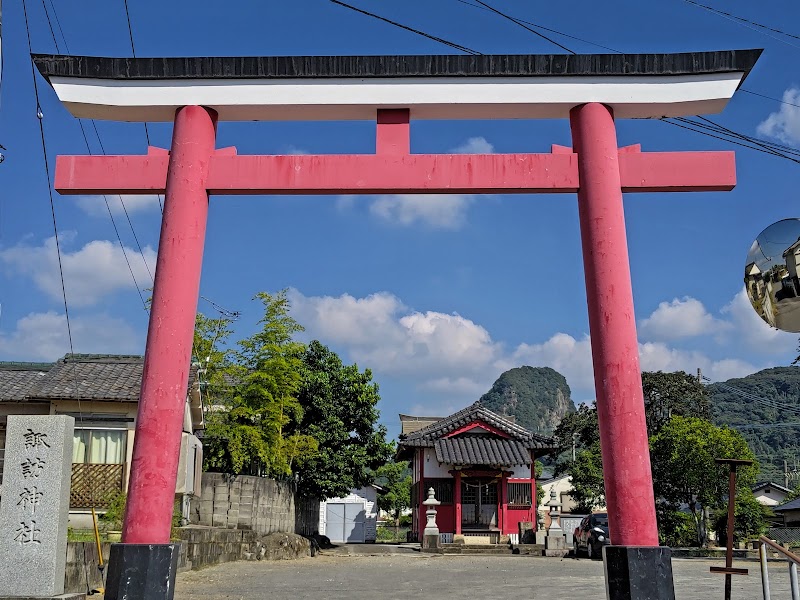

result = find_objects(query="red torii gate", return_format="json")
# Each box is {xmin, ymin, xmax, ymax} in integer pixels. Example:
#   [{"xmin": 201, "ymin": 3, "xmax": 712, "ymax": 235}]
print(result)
[{"xmin": 36, "ymin": 50, "xmax": 760, "ymax": 600}]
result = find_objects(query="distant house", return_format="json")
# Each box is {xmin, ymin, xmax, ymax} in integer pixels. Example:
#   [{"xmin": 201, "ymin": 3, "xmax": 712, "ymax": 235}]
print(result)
[
  {"xmin": 752, "ymin": 481, "xmax": 792, "ymax": 507},
  {"xmin": 774, "ymin": 497, "xmax": 800, "ymax": 527},
  {"xmin": 318, "ymin": 485, "xmax": 381, "ymax": 543},
  {"xmin": 0, "ymin": 354, "xmax": 203, "ymax": 528},
  {"xmin": 397, "ymin": 402, "xmax": 556, "ymax": 544}
]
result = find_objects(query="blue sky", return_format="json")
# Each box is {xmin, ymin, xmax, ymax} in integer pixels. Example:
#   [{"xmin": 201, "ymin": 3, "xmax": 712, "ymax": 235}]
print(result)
[{"xmin": 1, "ymin": 0, "xmax": 800, "ymax": 439}]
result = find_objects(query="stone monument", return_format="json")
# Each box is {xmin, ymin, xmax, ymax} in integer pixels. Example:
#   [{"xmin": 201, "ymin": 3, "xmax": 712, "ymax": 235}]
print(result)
[
  {"xmin": 421, "ymin": 488, "xmax": 441, "ymax": 551},
  {"xmin": 544, "ymin": 488, "xmax": 567, "ymax": 557},
  {"xmin": 0, "ymin": 415, "xmax": 75, "ymax": 598}
]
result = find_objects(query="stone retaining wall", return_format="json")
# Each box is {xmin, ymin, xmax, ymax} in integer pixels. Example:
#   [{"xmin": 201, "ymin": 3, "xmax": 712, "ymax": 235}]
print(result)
[{"xmin": 191, "ymin": 473, "xmax": 298, "ymax": 533}]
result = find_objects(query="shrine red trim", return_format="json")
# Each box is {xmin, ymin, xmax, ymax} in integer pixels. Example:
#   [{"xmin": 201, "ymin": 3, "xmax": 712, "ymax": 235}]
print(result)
[{"xmin": 443, "ymin": 420, "xmax": 511, "ymax": 439}]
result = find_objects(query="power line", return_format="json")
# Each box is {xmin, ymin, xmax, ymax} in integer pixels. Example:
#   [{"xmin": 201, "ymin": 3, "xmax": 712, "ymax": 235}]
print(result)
[
  {"xmin": 453, "ymin": 0, "xmax": 621, "ymax": 53},
  {"xmin": 705, "ymin": 376, "xmax": 800, "ymax": 415},
  {"xmin": 22, "ymin": 0, "xmax": 86, "ymax": 422},
  {"xmin": 89, "ymin": 121, "xmax": 154, "ymax": 284},
  {"xmin": 740, "ymin": 88, "xmax": 800, "ymax": 111},
  {"xmin": 329, "ymin": 0, "xmax": 482, "ymax": 55},
  {"xmin": 469, "ymin": 0, "xmax": 575, "ymax": 54},
  {"xmin": 121, "ymin": 0, "xmax": 163, "ymax": 213},
  {"xmin": 683, "ymin": 0, "xmax": 800, "ymax": 46},
  {"xmin": 660, "ymin": 117, "xmax": 800, "ymax": 165},
  {"xmin": 43, "ymin": 0, "xmax": 152, "ymax": 309}
]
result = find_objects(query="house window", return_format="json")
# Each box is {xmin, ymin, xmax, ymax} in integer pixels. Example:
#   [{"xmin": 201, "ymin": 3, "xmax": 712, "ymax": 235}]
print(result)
[
  {"xmin": 508, "ymin": 482, "xmax": 533, "ymax": 507},
  {"xmin": 73, "ymin": 429, "xmax": 126, "ymax": 464}
]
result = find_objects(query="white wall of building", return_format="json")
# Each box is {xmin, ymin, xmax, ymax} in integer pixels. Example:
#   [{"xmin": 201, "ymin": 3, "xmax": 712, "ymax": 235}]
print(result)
[
  {"xmin": 754, "ymin": 486, "xmax": 789, "ymax": 507},
  {"xmin": 319, "ymin": 486, "xmax": 379, "ymax": 543}
]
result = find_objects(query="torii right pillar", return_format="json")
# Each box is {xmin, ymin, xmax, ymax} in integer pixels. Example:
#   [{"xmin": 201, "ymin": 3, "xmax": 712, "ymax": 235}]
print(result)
[{"xmin": 572, "ymin": 102, "xmax": 671, "ymax": 599}]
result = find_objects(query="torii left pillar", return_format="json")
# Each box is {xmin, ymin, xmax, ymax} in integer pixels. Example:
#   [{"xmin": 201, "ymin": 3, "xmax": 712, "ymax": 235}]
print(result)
[{"xmin": 105, "ymin": 106, "xmax": 217, "ymax": 600}]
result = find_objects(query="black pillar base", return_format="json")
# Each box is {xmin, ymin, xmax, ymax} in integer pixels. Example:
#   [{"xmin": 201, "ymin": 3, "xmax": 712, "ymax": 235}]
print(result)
[
  {"xmin": 604, "ymin": 545, "xmax": 675, "ymax": 600},
  {"xmin": 105, "ymin": 543, "xmax": 180, "ymax": 600}
]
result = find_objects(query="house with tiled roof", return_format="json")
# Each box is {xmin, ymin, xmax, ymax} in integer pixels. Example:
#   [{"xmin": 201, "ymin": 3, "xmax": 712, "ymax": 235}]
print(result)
[
  {"xmin": 397, "ymin": 402, "xmax": 556, "ymax": 544},
  {"xmin": 0, "ymin": 354, "xmax": 203, "ymax": 528}
]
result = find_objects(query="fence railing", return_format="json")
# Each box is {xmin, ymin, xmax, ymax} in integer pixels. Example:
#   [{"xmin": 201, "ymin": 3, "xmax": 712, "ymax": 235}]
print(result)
[
  {"xmin": 758, "ymin": 536, "xmax": 800, "ymax": 600},
  {"xmin": 69, "ymin": 463, "xmax": 125, "ymax": 509}
]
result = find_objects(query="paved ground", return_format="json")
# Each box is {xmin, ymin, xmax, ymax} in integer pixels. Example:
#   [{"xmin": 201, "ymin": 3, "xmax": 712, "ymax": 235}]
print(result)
[
  {"xmin": 174, "ymin": 551, "xmax": 791, "ymax": 599},
  {"xmin": 776, "ymin": 295, "xmax": 800, "ymax": 331}
]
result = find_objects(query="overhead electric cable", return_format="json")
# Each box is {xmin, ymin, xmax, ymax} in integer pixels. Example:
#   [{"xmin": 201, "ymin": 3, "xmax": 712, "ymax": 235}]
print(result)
[
  {"xmin": 329, "ymin": 0, "xmax": 482, "ymax": 55},
  {"xmin": 22, "ymin": 0, "xmax": 87, "ymax": 426},
  {"xmin": 43, "ymin": 0, "xmax": 153, "ymax": 303},
  {"xmin": 660, "ymin": 118, "xmax": 800, "ymax": 165},
  {"xmin": 453, "ymin": 0, "xmax": 621, "ymax": 53},
  {"xmin": 121, "ymin": 0, "xmax": 163, "ymax": 214},
  {"xmin": 683, "ymin": 0, "xmax": 800, "ymax": 42},
  {"xmin": 90, "ymin": 121, "xmax": 154, "ymax": 284},
  {"xmin": 469, "ymin": 0, "xmax": 575, "ymax": 54},
  {"xmin": 682, "ymin": 0, "xmax": 800, "ymax": 50},
  {"xmin": 740, "ymin": 89, "xmax": 800, "ymax": 111}
]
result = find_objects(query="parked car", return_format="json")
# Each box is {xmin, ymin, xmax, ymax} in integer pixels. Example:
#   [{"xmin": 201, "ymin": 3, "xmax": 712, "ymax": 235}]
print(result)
[{"xmin": 573, "ymin": 512, "xmax": 610, "ymax": 559}]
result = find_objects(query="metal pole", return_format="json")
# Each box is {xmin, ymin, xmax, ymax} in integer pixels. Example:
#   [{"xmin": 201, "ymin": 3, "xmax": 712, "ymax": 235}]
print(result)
[
  {"xmin": 759, "ymin": 542, "xmax": 771, "ymax": 600},
  {"xmin": 570, "ymin": 102, "xmax": 658, "ymax": 546},
  {"xmin": 790, "ymin": 562, "xmax": 799, "ymax": 600},
  {"xmin": 725, "ymin": 465, "xmax": 736, "ymax": 600}
]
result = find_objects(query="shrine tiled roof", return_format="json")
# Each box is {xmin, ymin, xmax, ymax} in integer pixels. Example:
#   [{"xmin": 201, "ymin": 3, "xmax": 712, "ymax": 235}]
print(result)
[
  {"xmin": 435, "ymin": 437, "xmax": 531, "ymax": 467},
  {"xmin": 399, "ymin": 402, "xmax": 555, "ymax": 451},
  {"xmin": 0, "ymin": 354, "xmax": 197, "ymax": 402}
]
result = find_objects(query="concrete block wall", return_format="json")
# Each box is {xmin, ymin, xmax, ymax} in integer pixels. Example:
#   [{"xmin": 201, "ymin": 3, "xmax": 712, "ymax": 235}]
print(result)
[{"xmin": 191, "ymin": 472, "xmax": 297, "ymax": 535}]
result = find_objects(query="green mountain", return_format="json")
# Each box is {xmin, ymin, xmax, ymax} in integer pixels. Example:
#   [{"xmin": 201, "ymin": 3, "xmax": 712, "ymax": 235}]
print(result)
[
  {"xmin": 479, "ymin": 366, "xmax": 575, "ymax": 435},
  {"xmin": 708, "ymin": 366, "xmax": 800, "ymax": 482}
]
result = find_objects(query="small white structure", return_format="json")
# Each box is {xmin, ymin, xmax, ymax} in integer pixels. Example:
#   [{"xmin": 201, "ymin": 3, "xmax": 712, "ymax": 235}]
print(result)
[{"xmin": 319, "ymin": 485, "xmax": 380, "ymax": 543}]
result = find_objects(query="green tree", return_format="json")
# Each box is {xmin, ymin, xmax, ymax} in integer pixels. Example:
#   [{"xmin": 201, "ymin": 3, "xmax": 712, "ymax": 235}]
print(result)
[
  {"xmin": 203, "ymin": 291, "xmax": 317, "ymax": 476},
  {"xmin": 713, "ymin": 489, "xmax": 773, "ymax": 546},
  {"xmin": 786, "ymin": 483, "xmax": 800, "ymax": 502},
  {"xmin": 650, "ymin": 416, "xmax": 758, "ymax": 546},
  {"xmin": 534, "ymin": 460, "xmax": 545, "ymax": 506},
  {"xmin": 374, "ymin": 459, "xmax": 411, "ymax": 526},
  {"xmin": 642, "ymin": 371, "xmax": 710, "ymax": 434},
  {"xmin": 290, "ymin": 341, "xmax": 392, "ymax": 499},
  {"xmin": 567, "ymin": 445, "xmax": 605, "ymax": 512}
]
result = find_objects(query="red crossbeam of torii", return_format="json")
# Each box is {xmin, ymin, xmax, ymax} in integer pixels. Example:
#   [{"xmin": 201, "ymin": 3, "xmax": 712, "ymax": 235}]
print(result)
[{"xmin": 55, "ymin": 109, "xmax": 733, "ymax": 195}]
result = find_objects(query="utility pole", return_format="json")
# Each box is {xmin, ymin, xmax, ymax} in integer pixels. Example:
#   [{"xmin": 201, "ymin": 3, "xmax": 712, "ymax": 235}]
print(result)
[{"xmin": 786, "ymin": 460, "xmax": 790, "ymax": 490}]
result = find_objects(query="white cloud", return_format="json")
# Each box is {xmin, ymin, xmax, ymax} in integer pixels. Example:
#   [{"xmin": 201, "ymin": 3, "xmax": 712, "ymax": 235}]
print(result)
[
  {"xmin": 639, "ymin": 296, "xmax": 729, "ymax": 340},
  {"xmin": 512, "ymin": 333, "xmax": 596, "ymax": 394},
  {"xmin": 76, "ymin": 195, "xmax": 161, "ymax": 218},
  {"xmin": 638, "ymin": 341, "xmax": 758, "ymax": 382},
  {"xmin": 720, "ymin": 288, "xmax": 796, "ymax": 355},
  {"xmin": 289, "ymin": 289, "xmax": 775, "ymax": 406},
  {"xmin": 451, "ymin": 136, "xmax": 495, "ymax": 154},
  {"xmin": 341, "ymin": 136, "xmax": 493, "ymax": 229},
  {"xmin": 289, "ymin": 289, "xmax": 503, "ymax": 395},
  {"xmin": 0, "ymin": 236, "xmax": 156, "ymax": 307},
  {"xmin": 756, "ymin": 87, "xmax": 800, "ymax": 145},
  {"xmin": 0, "ymin": 311, "xmax": 141, "ymax": 361},
  {"xmin": 369, "ymin": 194, "xmax": 475, "ymax": 229}
]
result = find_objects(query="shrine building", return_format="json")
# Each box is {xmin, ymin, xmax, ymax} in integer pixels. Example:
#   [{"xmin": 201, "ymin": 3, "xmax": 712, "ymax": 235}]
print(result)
[{"xmin": 397, "ymin": 403, "xmax": 556, "ymax": 544}]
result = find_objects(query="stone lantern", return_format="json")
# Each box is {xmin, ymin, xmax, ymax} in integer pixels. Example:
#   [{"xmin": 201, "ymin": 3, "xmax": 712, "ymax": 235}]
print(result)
[
  {"xmin": 547, "ymin": 487, "xmax": 562, "ymax": 534},
  {"xmin": 421, "ymin": 487, "xmax": 441, "ymax": 551},
  {"xmin": 544, "ymin": 488, "xmax": 567, "ymax": 556}
]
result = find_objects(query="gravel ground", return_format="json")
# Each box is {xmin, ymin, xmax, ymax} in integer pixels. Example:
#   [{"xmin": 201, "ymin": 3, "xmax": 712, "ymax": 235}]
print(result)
[{"xmin": 173, "ymin": 553, "xmax": 790, "ymax": 599}]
